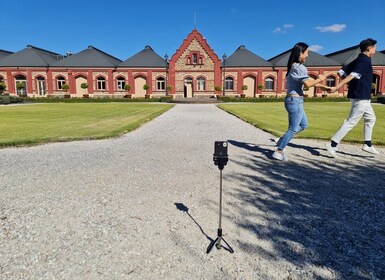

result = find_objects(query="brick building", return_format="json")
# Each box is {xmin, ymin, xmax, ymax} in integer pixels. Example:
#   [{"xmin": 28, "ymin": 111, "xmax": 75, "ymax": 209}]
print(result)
[{"xmin": 1, "ymin": 29, "xmax": 384, "ymax": 98}]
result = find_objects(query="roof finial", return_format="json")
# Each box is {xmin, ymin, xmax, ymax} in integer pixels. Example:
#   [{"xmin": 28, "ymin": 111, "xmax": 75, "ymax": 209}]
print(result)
[{"xmin": 194, "ymin": 12, "xmax": 197, "ymax": 29}]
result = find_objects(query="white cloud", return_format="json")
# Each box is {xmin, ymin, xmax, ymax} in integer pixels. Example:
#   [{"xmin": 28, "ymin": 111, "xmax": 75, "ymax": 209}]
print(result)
[
  {"xmin": 315, "ymin": 24, "xmax": 346, "ymax": 33},
  {"xmin": 309, "ymin": 45, "xmax": 324, "ymax": 53},
  {"xmin": 273, "ymin": 24, "xmax": 294, "ymax": 33},
  {"xmin": 273, "ymin": 27, "xmax": 283, "ymax": 33}
]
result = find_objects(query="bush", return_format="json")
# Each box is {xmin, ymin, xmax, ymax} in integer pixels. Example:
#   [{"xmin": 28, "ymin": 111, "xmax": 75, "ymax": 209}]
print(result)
[
  {"xmin": 0, "ymin": 95, "xmax": 24, "ymax": 104},
  {"xmin": 160, "ymin": 96, "xmax": 173, "ymax": 102},
  {"xmin": 377, "ymin": 96, "xmax": 385, "ymax": 104}
]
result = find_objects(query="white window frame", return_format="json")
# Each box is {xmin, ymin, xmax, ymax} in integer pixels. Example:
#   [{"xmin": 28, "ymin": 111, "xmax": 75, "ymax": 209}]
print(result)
[
  {"xmin": 265, "ymin": 77, "xmax": 274, "ymax": 90},
  {"xmin": 197, "ymin": 77, "xmax": 205, "ymax": 91},
  {"xmin": 97, "ymin": 77, "xmax": 106, "ymax": 90}
]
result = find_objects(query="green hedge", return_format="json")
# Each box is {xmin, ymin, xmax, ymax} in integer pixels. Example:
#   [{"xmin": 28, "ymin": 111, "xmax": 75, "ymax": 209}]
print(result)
[
  {"xmin": 377, "ymin": 96, "xmax": 385, "ymax": 104},
  {"xmin": 0, "ymin": 95, "xmax": 24, "ymax": 105},
  {"xmin": 23, "ymin": 97, "xmax": 172, "ymax": 103},
  {"xmin": 217, "ymin": 96, "xmax": 380, "ymax": 103}
]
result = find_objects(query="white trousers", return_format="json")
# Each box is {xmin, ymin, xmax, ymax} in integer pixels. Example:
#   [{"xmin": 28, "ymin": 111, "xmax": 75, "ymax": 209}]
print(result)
[{"xmin": 332, "ymin": 99, "xmax": 376, "ymax": 143}]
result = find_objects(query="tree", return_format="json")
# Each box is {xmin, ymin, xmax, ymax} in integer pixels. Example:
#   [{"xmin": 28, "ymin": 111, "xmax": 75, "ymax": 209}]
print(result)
[
  {"xmin": 16, "ymin": 82, "xmax": 26, "ymax": 96},
  {"xmin": 124, "ymin": 84, "xmax": 131, "ymax": 98},
  {"xmin": 143, "ymin": 84, "xmax": 149, "ymax": 91},
  {"xmin": 62, "ymin": 84, "xmax": 70, "ymax": 98},
  {"xmin": 0, "ymin": 82, "xmax": 6, "ymax": 94},
  {"xmin": 81, "ymin": 83, "xmax": 88, "ymax": 92}
]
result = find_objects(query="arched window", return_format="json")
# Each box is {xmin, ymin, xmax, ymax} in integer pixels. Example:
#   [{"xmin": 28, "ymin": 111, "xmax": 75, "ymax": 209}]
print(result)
[
  {"xmin": 157, "ymin": 77, "xmax": 165, "ymax": 90},
  {"xmin": 15, "ymin": 75, "xmax": 27, "ymax": 96},
  {"xmin": 97, "ymin": 77, "xmax": 106, "ymax": 90},
  {"xmin": 265, "ymin": 77, "xmax": 274, "ymax": 90},
  {"xmin": 117, "ymin": 77, "xmax": 125, "ymax": 90},
  {"xmin": 197, "ymin": 77, "xmax": 205, "ymax": 91},
  {"xmin": 225, "ymin": 77, "xmax": 234, "ymax": 90},
  {"xmin": 56, "ymin": 76, "xmax": 66, "ymax": 90},
  {"xmin": 326, "ymin": 76, "xmax": 336, "ymax": 87},
  {"xmin": 36, "ymin": 76, "xmax": 46, "ymax": 96}
]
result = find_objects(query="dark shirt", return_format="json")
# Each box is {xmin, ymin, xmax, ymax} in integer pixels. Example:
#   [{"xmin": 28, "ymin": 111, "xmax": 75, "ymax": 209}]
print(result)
[{"xmin": 341, "ymin": 53, "xmax": 373, "ymax": 99}]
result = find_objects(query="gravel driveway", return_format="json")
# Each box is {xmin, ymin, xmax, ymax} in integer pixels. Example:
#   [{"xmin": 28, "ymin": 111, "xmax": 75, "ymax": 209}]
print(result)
[{"xmin": 1, "ymin": 104, "xmax": 384, "ymax": 280}]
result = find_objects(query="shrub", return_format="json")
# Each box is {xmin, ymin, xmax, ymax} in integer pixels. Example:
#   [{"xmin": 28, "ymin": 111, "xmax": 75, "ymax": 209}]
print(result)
[
  {"xmin": 377, "ymin": 96, "xmax": 385, "ymax": 104},
  {"xmin": 0, "ymin": 82, "xmax": 6, "ymax": 93},
  {"xmin": 214, "ymin": 86, "xmax": 222, "ymax": 92}
]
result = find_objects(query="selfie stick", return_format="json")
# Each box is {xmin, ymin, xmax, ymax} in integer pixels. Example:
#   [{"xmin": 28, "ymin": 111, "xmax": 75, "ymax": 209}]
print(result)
[{"xmin": 207, "ymin": 141, "xmax": 234, "ymax": 254}]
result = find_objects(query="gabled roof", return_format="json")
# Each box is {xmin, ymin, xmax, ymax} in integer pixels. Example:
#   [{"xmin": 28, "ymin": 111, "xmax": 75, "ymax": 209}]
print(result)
[
  {"xmin": 120, "ymin": 45, "xmax": 166, "ymax": 67},
  {"xmin": 224, "ymin": 45, "xmax": 272, "ymax": 67},
  {"xmin": 170, "ymin": 29, "xmax": 221, "ymax": 66},
  {"xmin": 0, "ymin": 50, "xmax": 13, "ymax": 61},
  {"xmin": 0, "ymin": 45, "xmax": 63, "ymax": 67},
  {"xmin": 269, "ymin": 49, "xmax": 340, "ymax": 67},
  {"xmin": 326, "ymin": 45, "xmax": 385, "ymax": 66},
  {"xmin": 51, "ymin": 46, "xmax": 122, "ymax": 67}
]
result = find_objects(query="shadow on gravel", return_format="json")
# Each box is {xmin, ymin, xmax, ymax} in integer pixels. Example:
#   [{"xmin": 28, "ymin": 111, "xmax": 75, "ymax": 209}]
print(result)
[
  {"xmin": 174, "ymin": 203, "xmax": 214, "ymax": 244},
  {"xmin": 228, "ymin": 140, "xmax": 385, "ymax": 280}
]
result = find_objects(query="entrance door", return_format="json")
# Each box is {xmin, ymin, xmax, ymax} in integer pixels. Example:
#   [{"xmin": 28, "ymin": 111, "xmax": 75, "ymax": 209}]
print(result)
[
  {"xmin": 75, "ymin": 76, "xmax": 87, "ymax": 97},
  {"xmin": 243, "ymin": 76, "xmax": 255, "ymax": 98},
  {"xmin": 37, "ymin": 77, "xmax": 46, "ymax": 96},
  {"xmin": 135, "ymin": 76, "xmax": 146, "ymax": 98},
  {"xmin": 184, "ymin": 78, "xmax": 193, "ymax": 98}
]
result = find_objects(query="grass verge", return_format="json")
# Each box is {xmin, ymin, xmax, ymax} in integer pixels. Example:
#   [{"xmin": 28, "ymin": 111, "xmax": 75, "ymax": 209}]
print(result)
[
  {"xmin": 0, "ymin": 103, "xmax": 173, "ymax": 147},
  {"xmin": 218, "ymin": 102, "xmax": 385, "ymax": 146}
]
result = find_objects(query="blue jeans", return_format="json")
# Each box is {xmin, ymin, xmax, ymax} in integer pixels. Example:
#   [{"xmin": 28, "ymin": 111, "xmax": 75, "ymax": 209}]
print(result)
[{"xmin": 277, "ymin": 96, "xmax": 308, "ymax": 150}]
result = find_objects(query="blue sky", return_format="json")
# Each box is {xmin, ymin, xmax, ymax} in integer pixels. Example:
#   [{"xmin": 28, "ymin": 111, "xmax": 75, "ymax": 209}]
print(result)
[{"xmin": 1, "ymin": 0, "xmax": 384, "ymax": 61}]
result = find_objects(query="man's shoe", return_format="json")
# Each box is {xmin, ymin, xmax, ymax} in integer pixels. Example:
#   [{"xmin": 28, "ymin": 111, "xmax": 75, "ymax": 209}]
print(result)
[
  {"xmin": 362, "ymin": 144, "xmax": 380, "ymax": 155},
  {"xmin": 325, "ymin": 143, "xmax": 338, "ymax": 158},
  {"xmin": 272, "ymin": 151, "xmax": 289, "ymax": 161}
]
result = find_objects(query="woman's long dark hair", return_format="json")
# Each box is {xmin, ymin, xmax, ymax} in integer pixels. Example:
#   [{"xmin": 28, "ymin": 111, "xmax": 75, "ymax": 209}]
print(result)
[{"xmin": 286, "ymin": 42, "xmax": 308, "ymax": 76}]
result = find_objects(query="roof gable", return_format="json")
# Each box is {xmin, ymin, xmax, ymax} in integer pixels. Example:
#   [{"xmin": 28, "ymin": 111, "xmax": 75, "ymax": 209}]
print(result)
[
  {"xmin": 269, "ymin": 49, "xmax": 340, "ymax": 67},
  {"xmin": 120, "ymin": 45, "xmax": 166, "ymax": 67},
  {"xmin": 51, "ymin": 46, "xmax": 122, "ymax": 67},
  {"xmin": 327, "ymin": 46, "xmax": 385, "ymax": 66},
  {"xmin": 0, "ymin": 50, "xmax": 13, "ymax": 61},
  {"xmin": 225, "ymin": 45, "xmax": 272, "ymax": 67},
  {"xmin": 170, "ymin": 29, "xmax": 220, "ymax": 66},
  {"xmin": 0, "ymin": 45, "xmax": 63, "ymax": 67}
]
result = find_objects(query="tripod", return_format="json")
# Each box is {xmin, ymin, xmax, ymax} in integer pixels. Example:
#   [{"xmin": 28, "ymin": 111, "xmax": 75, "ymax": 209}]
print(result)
[{"xmin": 207, "ymin": 158, "xmax": 234, "ymax": 254}]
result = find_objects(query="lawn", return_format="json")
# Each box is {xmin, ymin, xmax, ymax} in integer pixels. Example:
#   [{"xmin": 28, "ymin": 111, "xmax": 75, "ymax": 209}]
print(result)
[
  {"xmin": 0, "ymin": 103, "xmax": 173, "ymax": 147},
  {"xmin": 218, "ymin": 102, "xmax": 385, "ymax": 146}
]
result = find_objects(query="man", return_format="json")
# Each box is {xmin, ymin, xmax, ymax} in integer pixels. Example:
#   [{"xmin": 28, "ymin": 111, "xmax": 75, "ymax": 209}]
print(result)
[{"xmin": 326, "ymin": 38, "xmax": 379, "ymax": 157}]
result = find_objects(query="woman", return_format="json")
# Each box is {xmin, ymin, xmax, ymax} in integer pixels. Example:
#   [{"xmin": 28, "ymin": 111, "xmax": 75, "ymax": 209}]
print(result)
[{"xmin": 272, "ymin": 42, "xmax": 329, "ymax": 161}]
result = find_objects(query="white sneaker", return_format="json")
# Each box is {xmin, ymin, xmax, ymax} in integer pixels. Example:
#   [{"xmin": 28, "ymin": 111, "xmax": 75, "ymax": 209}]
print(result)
[
  {"xmin": 325, "ymin": 143, "xmax": 338, "ymax": 158},
  {"xmin": 272, "ymin": 151, "xmax": 289, "ymax": 161},
  {"xmin": 362, "ymin": 144, "xmax": 380, "ymax": 155}
]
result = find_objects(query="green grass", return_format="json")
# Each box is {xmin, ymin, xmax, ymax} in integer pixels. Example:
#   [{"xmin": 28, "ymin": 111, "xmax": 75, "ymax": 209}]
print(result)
[
  {"xmin": 0, "ymin": 103, "xmax": 173, "ymax": 147},
  {"xmin": 218, "ymin": 102, "xmax": 385, "ymax": 146}
]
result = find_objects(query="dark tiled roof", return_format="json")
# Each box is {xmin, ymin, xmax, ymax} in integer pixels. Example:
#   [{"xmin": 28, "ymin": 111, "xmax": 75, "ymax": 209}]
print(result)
[
  {"xmin": 51, "ymin": 46, "xmax": 122, "ymax": 67},
  {"xmin": 269, "ymin": 49, "xmax": 341, "ymax": 67},
  {"xmin": 0, "ymin": 50, "xmax": 13, "ymax": 61},
  {"xmin": 224, "ymin": 45, "xmax": 272, "ymax": 67},
  {"xmin": 120, "ymin": 46, "xmax": 166, "ymax": 67},
  {"xmin": 0, "ymin": 45, "xmax": 63, "ymax": 67},
  {"xmin": 326, "ymin": 46, "xmax": 385, "ymax": 66}
]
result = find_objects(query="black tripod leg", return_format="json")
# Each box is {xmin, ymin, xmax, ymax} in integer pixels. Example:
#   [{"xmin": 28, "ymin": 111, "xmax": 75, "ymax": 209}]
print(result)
[
  {"xmin": 206, "ymin": 237, "xmax": 220, "ymax": 254},
  {"xmin": 220, "ymin": 237, "xmax": 234, "ymax": 253}
]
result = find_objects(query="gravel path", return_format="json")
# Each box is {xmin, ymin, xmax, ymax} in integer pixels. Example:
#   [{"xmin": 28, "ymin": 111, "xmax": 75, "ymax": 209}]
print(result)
[{"xmin": 1, "ymin": 104, "xmax": 384, "ymax": 280}]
